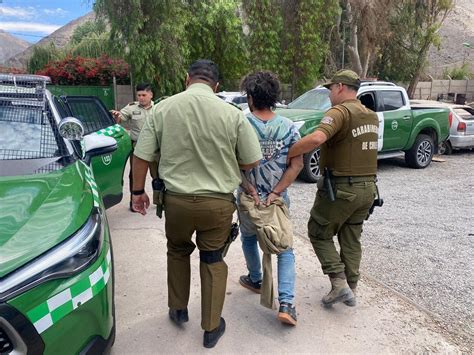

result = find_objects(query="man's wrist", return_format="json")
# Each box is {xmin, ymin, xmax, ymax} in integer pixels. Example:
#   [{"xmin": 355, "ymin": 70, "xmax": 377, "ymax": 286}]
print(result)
[
  {"xmin": 271, "ymin": 190, "xmax": 281, "ymax": 196},
  {"xmin": 132, "ymin": 189, "xmax": 145, "ymax": 195}
]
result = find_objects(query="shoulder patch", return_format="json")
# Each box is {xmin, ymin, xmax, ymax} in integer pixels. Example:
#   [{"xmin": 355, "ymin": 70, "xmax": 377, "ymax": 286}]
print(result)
[
  {"xmin": 321, "ymin": 116, "xmax": 334, "ymax": 125},
  {"xmin": 127, "ymin": 102, "xmax": 136, "ymax": 106}
]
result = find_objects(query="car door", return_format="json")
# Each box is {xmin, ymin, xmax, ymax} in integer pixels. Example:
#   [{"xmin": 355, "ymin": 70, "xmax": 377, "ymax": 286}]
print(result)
[
  {"xmin": 58, "ymin": 96, "xmax": 132, "ymax": 208},
  {"xmin": 376, "ymin": 90, "xmax": 412, "ymax": 151}
]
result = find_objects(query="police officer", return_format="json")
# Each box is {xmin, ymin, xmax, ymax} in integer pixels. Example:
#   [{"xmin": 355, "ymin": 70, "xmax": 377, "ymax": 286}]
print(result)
[
  {"xmin": 111, "ymin": 83, "xmax": 158, "ymax": 212},
  {"xmin": 130, "ymin": 60, "xmax": 262, "ymax": 348},
  {"xmin": 287, "ymin": 69, "xmax": 378, "ymax": 307}
]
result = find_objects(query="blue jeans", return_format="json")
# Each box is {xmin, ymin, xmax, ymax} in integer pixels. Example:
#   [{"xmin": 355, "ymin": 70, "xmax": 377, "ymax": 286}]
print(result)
[{"xmin": 241, "ymin": 233, "xmax": 295, "ymax": 305}]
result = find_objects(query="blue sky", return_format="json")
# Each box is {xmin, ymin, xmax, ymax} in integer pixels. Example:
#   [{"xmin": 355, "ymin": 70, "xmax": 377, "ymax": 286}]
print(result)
[{"xmin": 0, "ymin": 0, "xmax": 93, "ymax": 43}]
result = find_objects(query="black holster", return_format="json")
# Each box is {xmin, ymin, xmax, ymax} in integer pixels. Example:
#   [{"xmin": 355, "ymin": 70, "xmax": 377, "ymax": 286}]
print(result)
[
  {"xmin": 222, "ymin": 222, "xmax": 239, "ymax": 258},
  {"xmin": 366, "ymin": 183, "xmax": 383, "ymax": 220},
  {"xmin": 152, "ymin": 177, "xmax": 166, "ymax": 218},
  {"xmin": 323, "ymin": 168, "xmax": 336, "ymax": 202}
]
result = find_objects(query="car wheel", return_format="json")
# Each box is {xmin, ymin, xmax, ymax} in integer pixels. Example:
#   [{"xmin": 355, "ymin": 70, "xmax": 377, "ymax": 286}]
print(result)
[
  {"xmin": 439, "ymin": 140, "xmax": 453, "ymax": 155},
  {"xmin": 299, "ymin": 148, "xmax": 320, "ymax": 183},
  {"xmin": 405, "ymin": 134, "xmax": 434, "ymax": 168}
]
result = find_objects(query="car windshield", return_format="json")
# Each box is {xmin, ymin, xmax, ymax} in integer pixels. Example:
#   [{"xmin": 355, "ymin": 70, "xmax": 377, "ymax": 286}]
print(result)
[
  {"xmin": 454, "ymin": 108, "xmax": 474, "ymax": 120},
  {"xmin": 288, "ymin": 88, "xmax": 332, "ymax": 111},
  {"xmin": 0, "ymin": 80, "xmax": 71, "ymax": 176}
]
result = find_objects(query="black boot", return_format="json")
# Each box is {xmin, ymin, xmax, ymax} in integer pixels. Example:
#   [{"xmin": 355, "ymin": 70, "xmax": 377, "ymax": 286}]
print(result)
[
  {"xmin": 168, "ymin": 308, "xmax": 189, "ymax": 325},
  {"xmin": 203, "ymin": 317, "xmax": 226, "ymax": 348}
]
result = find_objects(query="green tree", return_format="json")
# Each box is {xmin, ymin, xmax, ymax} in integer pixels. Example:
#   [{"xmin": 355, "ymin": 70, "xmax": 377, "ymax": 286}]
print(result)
[
  {"xmin": 94, "ymin": 0, "xmax": 189, "ymax": 96},
  {"xmin": 443, "ymin": 63, "xmax": 472, "ymax": 79},
  {"xmin": 68, "ymin": 19, "xmax": 121, "ymax": 59},
  {"xmin": 342, "ymin": 0, "xmax": 393, "ymax": 77},
  {"xmin": 282, "ymin": 0, "xmax": 339, "ymax": 97},
  {"xmin": 241, "ymin": 0, "xmax": 282, "ymax": 75},
  {"xmin": 185, "ymin": 0, "xmax": 248, "ymax": 88},
  {"xmin": 27, "ymin": 43, "xmax": 63, "ymax": 74},
  {"xmin": 375, "ymin": 0, "xmax": 454, "ymax": 97},
  {"xmin": 70, "ymin": 32, "xmax": 113, "ymax": 58},
  {"xmin": 70, "ymin": 20, "xmax": 107, "ymax": 45},
  {"xmin": 28, "ymin": 19, "xmax": 121, "ymax": 74}
]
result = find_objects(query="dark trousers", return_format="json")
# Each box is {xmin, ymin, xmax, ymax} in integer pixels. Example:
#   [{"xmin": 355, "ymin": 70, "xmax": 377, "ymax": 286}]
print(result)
[
  {"xmin": 308, "ymin": 180, "xmax": 376, "ymax": 283},
  {"xmin": 164, "ymin": 194, "xmax": 235, "ymax": 331}
]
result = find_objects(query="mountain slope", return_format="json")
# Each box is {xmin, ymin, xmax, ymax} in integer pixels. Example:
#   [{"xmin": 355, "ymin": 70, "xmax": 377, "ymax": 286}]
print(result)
[
  {"xmin": 0, "ymin": 30, "xmax": 30, "ymax": 64},
  {"xmin": 427, "ymin": 0, "xmax": 474, "ymax": 77},
  {"xmin": 5, "ymin": 11, "xmax": 96, "ymax": 69}
]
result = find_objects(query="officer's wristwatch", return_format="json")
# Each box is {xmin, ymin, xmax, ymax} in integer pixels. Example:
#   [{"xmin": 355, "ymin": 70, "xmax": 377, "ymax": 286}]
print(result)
[{"xmin": 132, "ymin": 189, "xmax": 145, "ymax": 195}]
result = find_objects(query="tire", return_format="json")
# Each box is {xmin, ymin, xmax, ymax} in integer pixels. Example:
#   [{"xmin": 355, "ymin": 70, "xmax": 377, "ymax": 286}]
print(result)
[
  {"xmin": 299, "ymin": 148, "xmax": 321, "ymax": 183},
  {"xmin": 439, "ymin": 140, "xmax": 453, "ymax": 155},
  {"xmin": 405, "ymin": 134, "xmax": 434, "ymax": 168}
]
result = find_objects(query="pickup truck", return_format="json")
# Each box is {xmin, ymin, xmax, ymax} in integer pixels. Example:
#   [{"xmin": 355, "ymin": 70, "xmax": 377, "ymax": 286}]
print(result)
[{"xmin": 276, "ymin": 81, "xmax": 451, "ymax": 182}]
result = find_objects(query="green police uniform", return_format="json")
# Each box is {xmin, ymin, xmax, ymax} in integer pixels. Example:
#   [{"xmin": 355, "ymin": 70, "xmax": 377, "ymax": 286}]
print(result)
[
  {"xmin": 308, "ymin": 96, "xmax": 378, "ymax": 286},
  {"xmin": 134, "ymin": 83, "xmax": 262, "ymax": 331},
  {"xmin": 119, "ymin": 101, "xmax": 158, "ymax": 199}
]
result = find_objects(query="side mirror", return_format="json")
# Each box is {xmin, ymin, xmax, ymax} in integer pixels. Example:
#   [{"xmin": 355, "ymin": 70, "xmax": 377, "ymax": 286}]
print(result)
[
  {"xmin": 58, "ymin": 117, "xmax": 84, "ymax": 140},
  {"xmin": 82, "ymin": 133, "xmax": 117, "ymax": 164}
]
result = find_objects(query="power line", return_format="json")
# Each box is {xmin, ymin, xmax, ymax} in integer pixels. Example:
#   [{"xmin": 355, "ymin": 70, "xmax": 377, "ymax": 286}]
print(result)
[
  {"xmin": 2, "ymin": 31, "xmax": 108, "ymax": 42},
  {"xmin": 3, "ymin": 32, "xmax": 55, "ymax": 38}
]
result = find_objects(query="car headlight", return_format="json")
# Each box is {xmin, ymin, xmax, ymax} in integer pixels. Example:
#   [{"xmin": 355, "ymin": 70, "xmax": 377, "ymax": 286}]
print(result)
[
  {"xmin": 0, "ymin": 208, "xmax": 105, "ymax": 302},
  {"xmin": 294, "ymin": 121, "xmax": 305, "ymax": 130}
]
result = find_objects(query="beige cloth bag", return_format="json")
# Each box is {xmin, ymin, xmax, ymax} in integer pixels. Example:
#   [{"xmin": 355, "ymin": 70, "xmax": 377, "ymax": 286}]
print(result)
[{"xmin": 238, "ymin": 192, "xmax": 293, "ymax": 308}]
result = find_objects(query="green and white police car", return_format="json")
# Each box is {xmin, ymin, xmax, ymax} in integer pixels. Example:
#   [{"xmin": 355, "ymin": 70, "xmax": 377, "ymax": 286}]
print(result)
[{"xmin": 0, "ymin": 75, "xmax": 132, "ymax": 354}]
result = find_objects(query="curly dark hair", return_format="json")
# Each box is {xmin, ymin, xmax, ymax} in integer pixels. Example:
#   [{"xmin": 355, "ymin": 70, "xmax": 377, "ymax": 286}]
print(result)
[{"xmin": 240, "ymin": 71, "xmax": 281, "ymax": 110}]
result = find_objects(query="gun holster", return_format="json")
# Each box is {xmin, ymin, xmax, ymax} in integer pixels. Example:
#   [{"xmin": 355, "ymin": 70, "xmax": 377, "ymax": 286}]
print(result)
[
  {"xmin": 366, "ymin": 183, "xmax": 384, "ymax": 220},
  {"xmin": 152, "ymin": 178, "xmax": 166, "ymax": 218},
  {"xmin": 222, "ymin": 222, "xmax": 239, "ymax": 258},
  {"xmin": 321, "ymin": 168, "xmax": 336, "ymax": 202}
]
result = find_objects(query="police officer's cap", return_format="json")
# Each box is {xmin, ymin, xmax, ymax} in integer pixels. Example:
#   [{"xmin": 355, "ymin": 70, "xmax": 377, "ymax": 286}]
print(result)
[{"xmin": 323, "ymin": 69, "xmax": 361, "ymax": 89}]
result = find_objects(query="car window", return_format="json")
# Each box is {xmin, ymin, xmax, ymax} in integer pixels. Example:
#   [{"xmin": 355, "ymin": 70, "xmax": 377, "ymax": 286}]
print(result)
[
  {"xmin": 64, "ymin": 97, "xmax": 114, "ymax": 135},
  {"xmin": 288, "ymin": 88, "xmax": 331, "ymax": 111},
  {"xmin": 0, "ymin": 101, "xmax": 69, "ymax": 162},
  {"xmin": 358, "ymin": 92, "xmax": 377, "ymax": 111},
  {"xmin": 232, "ymin": 96, "xmax": 247, "ymax": 104},
  {"xmin": 453, "ymin": 108, "xmax": 474, "ymax": 120},
  {"xmin": 380, "ymin": 91, "xmax": 405, "ymax": 111}
]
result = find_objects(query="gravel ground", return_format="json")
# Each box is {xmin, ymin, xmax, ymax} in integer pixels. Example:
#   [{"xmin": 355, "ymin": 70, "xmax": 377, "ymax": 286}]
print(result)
[{"xmin": 288, "ymin": 150, "xmax": 474, "ymax": 350}]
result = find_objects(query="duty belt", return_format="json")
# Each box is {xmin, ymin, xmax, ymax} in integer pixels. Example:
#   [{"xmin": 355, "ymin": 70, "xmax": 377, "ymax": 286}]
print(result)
[
  {"xmin": 166, "ymin": 190, "xmax": 235, "ymax": 202},
  {"xmin": 332, "ymin": 175, "xmax": 376, "ymax": 184}
]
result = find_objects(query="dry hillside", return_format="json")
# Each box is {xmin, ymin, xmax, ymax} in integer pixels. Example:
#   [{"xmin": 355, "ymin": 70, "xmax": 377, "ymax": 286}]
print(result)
[
  {"xmin": 427, "ymin": 0, "xmax": 474, "ymax": 77},
  {"xmin": 0, "ymin": 30, "xmax": 30, "ymax": 64},
  {"xmin": 4, "ymin": 12, "xmax": 96, "ymax": 69}
]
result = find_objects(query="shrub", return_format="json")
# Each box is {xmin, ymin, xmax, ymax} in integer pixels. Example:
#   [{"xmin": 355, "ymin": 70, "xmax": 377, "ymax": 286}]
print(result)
[
  {"xmin": 443, "ymin": 63, "xmax": 472, "ymax": 80},
  {"xmin": 36, "ymin": 55, "xmax": 130, "ymax": 85}
]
